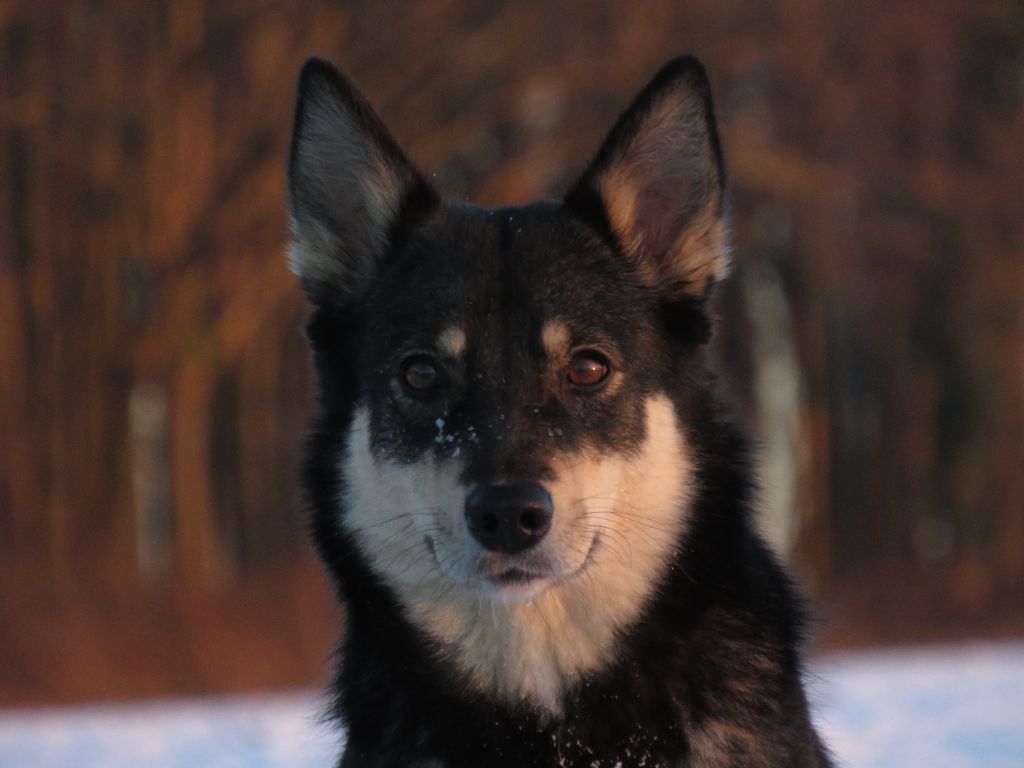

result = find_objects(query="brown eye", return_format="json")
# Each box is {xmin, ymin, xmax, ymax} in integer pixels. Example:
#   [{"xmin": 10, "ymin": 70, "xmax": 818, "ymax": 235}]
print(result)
[
  {"xmin": 402, "ymin": 356, "xmax": 442, "ymax": 391},
  {"xmin": 567, "ymin": 352, "xmax": 610, "ymax": 389}
]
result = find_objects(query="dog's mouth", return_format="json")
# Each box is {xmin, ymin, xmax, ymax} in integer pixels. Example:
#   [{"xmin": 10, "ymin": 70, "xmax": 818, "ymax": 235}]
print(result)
[
  {"xmin": 424, "ymin": 533, "xmax": 602, "ymax": 598},
  {"xmin": 489, "ymin": 567, "xmax": 541, "ymax": 586}
]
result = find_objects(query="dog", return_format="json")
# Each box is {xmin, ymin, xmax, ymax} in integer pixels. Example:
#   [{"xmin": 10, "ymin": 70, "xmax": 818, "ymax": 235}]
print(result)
[{"xmin": 286, "ymin": 55, "xmax": 833, "ymax": 768}]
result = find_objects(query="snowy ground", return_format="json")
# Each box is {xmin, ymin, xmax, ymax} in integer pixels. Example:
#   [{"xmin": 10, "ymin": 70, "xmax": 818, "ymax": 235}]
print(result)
[{"xmin": 1, "ymin": 642, "xmax": 1021, "ymax": 767}]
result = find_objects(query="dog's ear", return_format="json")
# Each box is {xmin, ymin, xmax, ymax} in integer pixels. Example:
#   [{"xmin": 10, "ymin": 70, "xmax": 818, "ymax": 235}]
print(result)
[
  {"xmin": 565, "ymin": 57, "xmax": 728, "ymax": 299},
  {"xmin": 288, "ymin": 58, "xmax": 438, "ymax": 305}
]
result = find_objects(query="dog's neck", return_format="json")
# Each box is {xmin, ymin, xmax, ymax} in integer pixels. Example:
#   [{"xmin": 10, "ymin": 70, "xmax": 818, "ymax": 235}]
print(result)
[{"xmin": 408, "ymin": 569, "xmax": 635, "ymax": 713}]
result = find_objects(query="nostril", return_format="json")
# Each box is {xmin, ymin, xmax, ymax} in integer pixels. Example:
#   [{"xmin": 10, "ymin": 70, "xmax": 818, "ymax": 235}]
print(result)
[{"xmin": 519, "ymin": 505, "xmax": 550, "ymax": 534}]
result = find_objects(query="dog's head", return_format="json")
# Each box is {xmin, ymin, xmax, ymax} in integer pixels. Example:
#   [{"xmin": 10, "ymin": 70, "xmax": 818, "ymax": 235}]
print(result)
[{"xmin": 288, "ymin": 58, "xmax": 728, "ymax": 694}]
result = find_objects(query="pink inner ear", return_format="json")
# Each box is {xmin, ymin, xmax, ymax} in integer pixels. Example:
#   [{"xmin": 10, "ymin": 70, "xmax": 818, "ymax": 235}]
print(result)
[
  {"xmin": 594, "ymin": 90, "xmax": 727, "ymax": 297},
  {"xmin": 641, "ymin": 188, "xmax": 694, "ymax": 259}
]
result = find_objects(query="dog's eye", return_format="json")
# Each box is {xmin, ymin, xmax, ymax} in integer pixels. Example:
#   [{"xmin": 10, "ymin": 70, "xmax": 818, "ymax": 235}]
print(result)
[
  {"xmin": 567, "ymin": 352, "xmax": 610, "ymax": 389},
  {"xmin": 402, "ymin": 356, "xmax": 443, "ymax": 392}
]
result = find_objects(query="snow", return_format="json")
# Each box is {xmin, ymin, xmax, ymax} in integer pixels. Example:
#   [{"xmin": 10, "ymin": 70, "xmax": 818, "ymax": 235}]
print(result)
[
  {"xmin": 0, "ymin": 692, "xmax": 338, "ymax": 768},
  {"xmin": 811, "ymin": 642, "xmax": 1024, "ymax": 768},
  {"xmin": 1, "ymin": 642, "xmax": 1021, "ymax": 767}
]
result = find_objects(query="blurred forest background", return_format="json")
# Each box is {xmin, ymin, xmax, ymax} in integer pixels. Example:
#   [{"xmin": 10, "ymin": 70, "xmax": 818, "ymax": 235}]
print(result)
[{"xmin": 1, "ymin": 0, "xmax": 1022, "ymax": 706}]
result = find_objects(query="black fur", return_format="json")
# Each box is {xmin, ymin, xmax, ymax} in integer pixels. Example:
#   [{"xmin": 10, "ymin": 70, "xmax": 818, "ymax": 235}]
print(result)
[{"xmin": 289, "ymin": 56, "xmax": 832, "ymax": 767}]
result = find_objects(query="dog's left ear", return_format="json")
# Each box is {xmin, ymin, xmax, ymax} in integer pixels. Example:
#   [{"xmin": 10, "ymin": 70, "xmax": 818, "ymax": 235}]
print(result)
[{"xmin": 566, "ymin": 56, "xmax": 728, "ymax": 299}]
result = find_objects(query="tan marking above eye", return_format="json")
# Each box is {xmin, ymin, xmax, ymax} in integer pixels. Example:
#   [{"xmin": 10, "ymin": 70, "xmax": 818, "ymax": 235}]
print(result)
[
  {"xmin": 437, "ymin": 326, "xmax": 467, "ymax": 358},
  {"xmin": 541, "ymin": 320, "xmax": 571, "ymax": 358}
]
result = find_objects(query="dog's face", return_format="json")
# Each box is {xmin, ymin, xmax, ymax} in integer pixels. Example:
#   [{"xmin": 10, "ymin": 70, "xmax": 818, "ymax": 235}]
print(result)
[
  {"xmin": 289, "ymin": 58, "xmax": 728, "ymax": 703},
  {"xmin": 345, "ymin": 201, "xmax": 690, "ymax": 604}
]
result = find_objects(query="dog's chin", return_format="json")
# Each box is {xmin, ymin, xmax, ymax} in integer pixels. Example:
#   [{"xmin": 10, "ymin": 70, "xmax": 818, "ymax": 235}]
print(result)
[
  {"xmin": 426, "ymin": 535, "xmax": 601, "ymax": 604},
  {"xmin": 477, "ymin": 573, "xmax": 556, "ymax": 604}
]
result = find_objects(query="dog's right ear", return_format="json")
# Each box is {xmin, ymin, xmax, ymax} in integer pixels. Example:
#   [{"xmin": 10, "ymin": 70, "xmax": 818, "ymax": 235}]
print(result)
[{"xmin": 288, "ymin": 59, "xmax": 438, "ymax": 306}]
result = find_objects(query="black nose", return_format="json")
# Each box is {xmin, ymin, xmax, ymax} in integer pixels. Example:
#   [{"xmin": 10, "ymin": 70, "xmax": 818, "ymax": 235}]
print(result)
[{"xmin": 465, "ymin": 483, "xmax": 553, "ymax": 554}]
